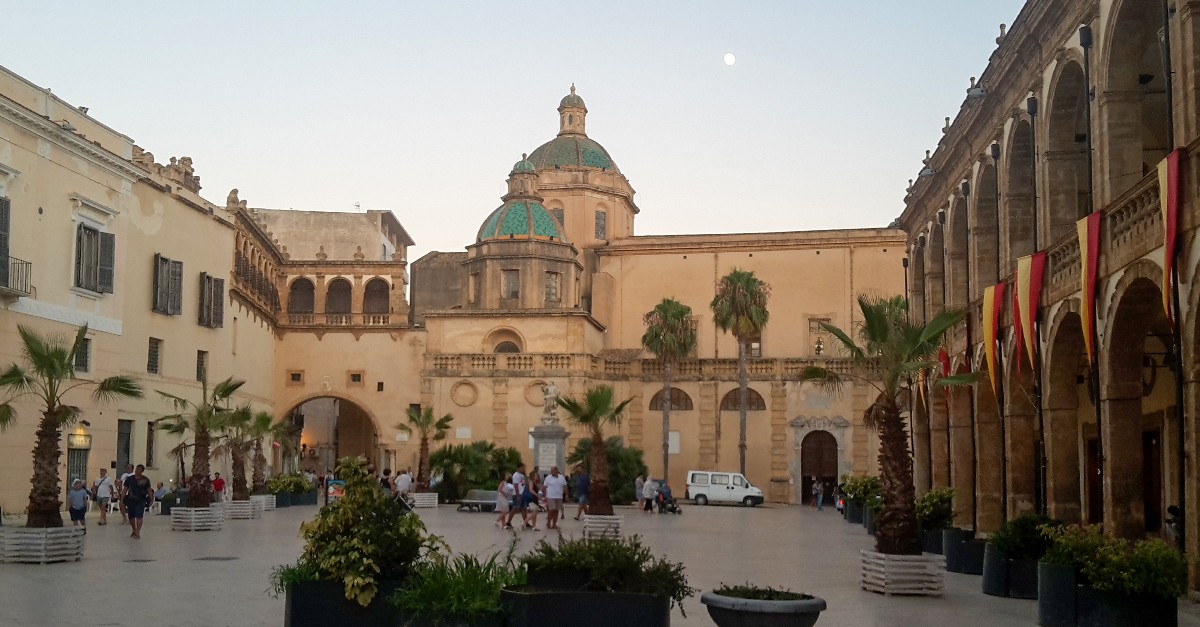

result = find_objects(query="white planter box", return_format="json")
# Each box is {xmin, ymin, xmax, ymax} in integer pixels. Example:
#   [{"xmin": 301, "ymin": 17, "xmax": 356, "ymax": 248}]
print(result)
[
  {"xmin": 411, "ymin": 493, "xmax": 439, "ymax": 509},
  {"xmin": 225, "ymin": 499, "xmax": 263, "ymax": 520},
  {"xmin": 171, "ymin": 506, "xmax": 224, "ymax": 531},
  {"xmin": 581, "ymin": 514, "xmax": 623, "ymax": 539},
  {"xmin": 0, "ymin": 526, "xmax": 85, "ymax": 563},
  {"xmin": 860, "ymin": 549, "xmax": 945, "ymax": 596},
  {"xmin": 251, "ymin": 494, "xmax": 276, "ymax": 511}
]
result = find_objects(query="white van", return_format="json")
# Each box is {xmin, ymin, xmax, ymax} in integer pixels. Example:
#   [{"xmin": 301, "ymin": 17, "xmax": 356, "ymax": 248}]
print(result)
[{"xmin": 685, "ymin": 470, "xmax": 764, "ymax": 506}]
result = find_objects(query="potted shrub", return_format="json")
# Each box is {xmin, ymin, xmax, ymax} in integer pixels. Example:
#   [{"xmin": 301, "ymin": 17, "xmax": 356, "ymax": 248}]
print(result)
[
  {"xmin": 286, "ymin": 474, "xmax": 315, "ymax": 505},
  {"xmin": 502, "ymin": 535, "xmax": 694, "ymax": 627},
  {"xmin": 863, "ymin": 495, "xmax": 882, "ymax": 536},
  {"xmin": 915, "ymin": 488, "xmax": 954, "ymax": 554},
  {"xmin": 701, "ymin": 583, "xmax": 827, "ymax": 627},
  {"xmin": 982, "ymin": 512, "xmax": 1057, "ymax": 599},
  {"xmin": 267, "ymin": 475, "xmax": 299, "ymax": 508},
  {"xmin": 841, "ymin": 476, "xmax": 878, "ymax": 525},
  {"xmin": 390, "ymin": 541, "xmax": 522, "ymax": 627},
  {"xmin": 942, "ymin": 527, "xmax": 986, "ymax": 575},
  {"xmin": 270, "ymin": 457, "xmax": 439, "ymax": 627},
  {"xmin": 1037, "ymin": 524, "xmax": 1105, "ymax": 627}
]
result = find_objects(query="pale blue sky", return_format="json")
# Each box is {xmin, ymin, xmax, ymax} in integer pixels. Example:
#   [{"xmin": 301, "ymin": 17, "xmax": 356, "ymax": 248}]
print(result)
[{"xmin": 3, "ymin": 2, "xmax": 1023, "ymax": 260}]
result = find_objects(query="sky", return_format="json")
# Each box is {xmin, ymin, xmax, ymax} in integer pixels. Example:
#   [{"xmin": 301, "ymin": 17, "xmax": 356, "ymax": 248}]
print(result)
[{"xmin": 3, "ymin": 1, "xmax": 1024, "ymax": 262}]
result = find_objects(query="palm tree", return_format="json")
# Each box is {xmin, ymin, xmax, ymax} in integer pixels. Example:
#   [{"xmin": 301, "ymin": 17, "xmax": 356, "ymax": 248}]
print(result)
[
  {"xmin": 395, "ymin": 407, "xmax": 453, "ymax": 488},
  {"xmin": 212, "ymin": 405, "xmax": 274, "ymax": 501},
  {"xmin": 157, "ymin": 376, "xmax": 245, "ymax": 507},
  {"xmin": 799, "ymin": 295, "xmax": 969, "ymax": 555},
  {"xmin": 167, "ymin": 440, "xmax": 192, "ymax": 486},
  {"xmin": 251, "ymin": 414, "xmax": 296, "ymax": 495},
  {"xmin": 641, "ymin": 298, "xmax": 697, "ymax": 484},
  {"xmin": 0, "ymin": 325, "xmax": 143, "ymax": 527},
  {"xmin": 557, "ymin": 385, "xmax": 631, "ymax": 516},
  {"xmin": 710, "ymin": 268, "xmax": 771, "ymax": 475}
]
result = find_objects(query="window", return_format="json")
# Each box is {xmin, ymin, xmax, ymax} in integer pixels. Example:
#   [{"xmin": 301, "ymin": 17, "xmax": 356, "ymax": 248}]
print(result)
[
  {"xmin": 152, "ymin": 254, "xmax": 183, "ymax": 315},
  {"xmin": 808, "ymin": 317, "xmax": 832, "ymax": 333},
  {"xmin": 325, "ymin": 278, "xmax": 352, "ymax": 313},
  {"xmin": 690, "ymin": 473, "xmax": 709, "ymax": 486},
  {"xmin": 363, "ymin": 278, "xmax": 389, "ymax": 313},
  {"xmin": 0, "ymin": 197, "xmax": 10, "ymax": 288},
  {"xmin": 502, "ymin": 270, "xmax": 519, "ymax": 299},
  {"xmin": 195, "ymin": 350, "xmax": 208, "ymax": 382},
  {"xmin": 720, "ymin": 388, "xmax": 767, "ymax": 411},
  {"xmin": 348, "ymin": 371, "xmax": 363, "ymax": 385},
  {"xmin": 594, "ymin": 210, "xmax": 607, "ymax": 240},
  {"xmin": 712, "ymin": 474, "xmax": 730, "ymax": 486},
  {"xmin": 198, "ymin": 272, "xmax": 225, "ymax": 328},
  {"xmin": 494, "ymin": 341, "xmax": 520, "ymax": 353},
  {"xmin": 74, "ymin": 338, "xmax": 90, "ymax": 373},
  {"xmin": 287, "ymin": 279, "xmax": 315, "ymax": 313},
  {"xmin": 469, "ymin": 273, "xmax": 480, "ymax": 305},
  {"xmin": 550, "ymin": 208, "xmax": 564, "ymax": 227},
  {"xmin": 544, "ymin": 272, "xmax": 561, "ymax": 304},
  {"xmin": 146, "ymin": 421, "xmax": 156, "ymax": 468},
  {"xmin": 376, "ymin": 381, "xmax": 385, "ymax": 392},
  {"xmin": 649, "ymin": 388, "xmax": 694, "ymax": 410},
  {"xmin": 288, "ymin": 370, "xmax": 304, "ymax": 384},
  {"xmin": 733, "ymin": 475, "xmax": 746, "ymax": 487},
  {"xmin": 746, "ymin": 333, "xmax": 762, "ymax": 358},
  {"xmin": 147, "ymin": 338, "xmax": 162, "ymax": 374},
  {"xmin": 74, "ymin": 224, "xmax": 115, "ymax": 293}
]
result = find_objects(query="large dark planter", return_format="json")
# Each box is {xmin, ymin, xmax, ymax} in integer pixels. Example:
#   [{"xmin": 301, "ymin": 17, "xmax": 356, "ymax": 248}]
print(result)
[
  {"xmin": 526, "ymin": 567, "xmax": 589, "ymax": 591},
  {"xmin": 1037, "ymin": 562, "xmax": 1076, "ymax": 627},
  {"xmin": 284, "ymin": 580, "xmax": 402, "ymax": 627},
  {"xmin": 501, "ymin": 586, "xmax": 669, "ymax": 627},
  {"xmin": 701, "ymin": 591, "xmax": 827, "ymax": 627},
  {"xmin": 1008, "ymin": 558, "xmax": 1038, "ymax": 599},
  {"xmin": 863, "ymin": 507, "xmax": 877, "ymax": 535},
  {"xmin": 291, "ymin": 491, "xmax": 314, "ymax": 506},
  {"xmin": 846, "ymin": 500, "xmax": 864, "ymax": 524},
  {"xmin": 921, "ymin": 528, "xmax": 945, "ymax": 555},
  {"xmin": 982, "ymin": 543, "xmax": 1009, "ymax": 597},
  {"xmin": 274, "ymin": 492, "xmax": 292, "ymax": 508},
  {"xmin": 1076, "ymin": 586, "xmax": 1178, "ymax": 627}
]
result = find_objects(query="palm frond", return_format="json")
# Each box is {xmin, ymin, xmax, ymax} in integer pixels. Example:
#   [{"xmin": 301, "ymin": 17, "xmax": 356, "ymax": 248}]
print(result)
[
  {"xmin": 157, "ymin": 390, "xmax": 194, "ymax": 413},
  {"xmin": 797, "ymin": 366, "xmax": 846, "ymax": 395},
  {"xmin": 0, "ymin": 403, "xmax": 14, "ymax": 430},
  {"xmin": 93, "ymin": 376, "xmax": 144, "ymax": 403},
  {"xmin": 211, "ymin": 377, "xmax": 246, "ymax": 403},
  {"xmin": 915, "ymin": 310, "xmax": 966, "ymax": 353},
  {"xmin": 935, "ymin": 372, "xmax": 983, "ymax": 387},
  {"xmin": 0, "ymin": 364, "xmax": 36, "ymax": 397},
  {"xmin": 819, "ymin": 322, "xmax": 865, "ymax": 361}
]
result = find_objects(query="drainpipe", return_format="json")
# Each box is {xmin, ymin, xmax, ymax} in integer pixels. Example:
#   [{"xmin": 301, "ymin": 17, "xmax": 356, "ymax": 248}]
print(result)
[
  {"xmin": 1080, "ymin": 23, "xmax": 1106, "ymax": 527},
  {"xmin": 962, "ymin": 178, "xmax": 979, "ymax": 531},
  {"xmin": 1028, "ymin": 94, "xmax": 1049, "ymax": 517},
  {"xmin": 991, "ymin": 140, "xmax": 1009, "ymax": 523}
]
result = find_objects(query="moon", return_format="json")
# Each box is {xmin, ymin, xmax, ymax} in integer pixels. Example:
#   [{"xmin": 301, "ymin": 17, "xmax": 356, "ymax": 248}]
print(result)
[{"xmin": 723, "ymin": 52, "xmax": 736, "ymax": 66}]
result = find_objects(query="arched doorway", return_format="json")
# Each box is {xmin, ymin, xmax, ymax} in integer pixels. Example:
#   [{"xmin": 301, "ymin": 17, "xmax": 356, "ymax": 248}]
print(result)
[
  {"xmin": 1044, "ymin": 306, "xmax": 1088, "ymax": 525},
  {"xmin": 283, "ymin": 396, "xmax": 381, "ymax": 474},
  {"xmin": 800, "ymin": 430, "xmax": 838, "ymax": 505},
  {"xmin": 1004, "ymin": 338, "xmax": 1038, "ymax": 519}
]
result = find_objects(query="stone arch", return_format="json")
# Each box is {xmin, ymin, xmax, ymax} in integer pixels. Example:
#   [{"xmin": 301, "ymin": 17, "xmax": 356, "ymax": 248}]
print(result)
[
  {"xmin": 789, "ymin": 416, "xmax": 850, "ymax": 503},
  {"xmin": 1099, "ymin": 0, "xmax": 1171, "ymax": 200},
  {"xmin": 719, "ymin": 388, "xmax": 766, "ymax": 411},
  {"xmin": 946, "ymin": 194, "xmax": 969, "ymax": 308},
  {"xmin": 972, "ymin": 162, "xmax": 1001, "ymax": 297},
  {"xmin": 799, "ymin": 430, "xmax": 838, "ymax": 505},
  {"xmin": 1043, "ymin": 298, "xmax": 1087, "ymax": 524},
  {"xmin": 325, "ymin": 278, "xmax": 352, "ymax": 314},
  {"xmin": 925, "ymin": 220, "xmax": 946, "ymax": 316},
  {"xmin": 483, "ymin": 327, "xmax": 525, "ymax": 353},
  {"xmin": 1003, "ymin": 117, "xmax": 1036, "ymax": 272},
  {"xmin": 1045, "ymin": 58, "xmax": 1091, "ymax": 244},
  {"xmin": 1003, "ymin": 334, "xmax": 1038, "ymax": 518},
  {"xmin": 363, "ymin": 278, "xmax": 390, "ymax": 314},
  {"xmin": 287, "ymin": 277, "xmax": 315, "ymax": 314},
  {"xmin": 649, "ymin": 387, "xmax": 694, "ymax": 411},
  {"xmin": 282, "ymin": 394, "xmax": 383, "ymax": 473},
  {"xmin": 1101, "ymin": 258, "xmax": 1166, "ymax": 345}
]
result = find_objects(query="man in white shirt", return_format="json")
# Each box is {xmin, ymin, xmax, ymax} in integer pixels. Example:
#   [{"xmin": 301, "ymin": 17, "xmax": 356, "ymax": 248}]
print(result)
[
  {"xmin": 542, "ymin": 466, "xmax": 568, "ymax": 530},
  {"xmin": 92, "ymin": 468, "xmax": 115, "ymax": 526},
  {"xmin": 504, "ymin": 464, "xmax": 528, "ymax": 529},
  {"xmin": 395, "ymin": 469, "xmax": 413, "ymax": 499}
]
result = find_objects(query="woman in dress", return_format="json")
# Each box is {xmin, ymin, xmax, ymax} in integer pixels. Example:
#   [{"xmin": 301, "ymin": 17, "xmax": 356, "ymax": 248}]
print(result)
[{"xmin": 495, "ymin": 472, "xmax": 513, "ymax": 528}]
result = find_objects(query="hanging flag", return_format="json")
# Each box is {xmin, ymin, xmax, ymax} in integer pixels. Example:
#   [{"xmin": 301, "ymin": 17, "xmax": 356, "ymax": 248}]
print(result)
[
  {"xmin": 1157, "ymin": 149, "xmax": 1182, "ymax": 325},
  {"xmin": 1077, "ymin": 213, "xmax": 1101, "ymax": 363},
  {"xmin": 983, "ymin": 283, "xmax": 1006, "ymax": 396},
  {"xmin": 916, "ymin": 368, "xmax": 927, "ymax": 409},
  {"xmin": 1012, "ymin": 285, "xmax": 1023, "ymax": 375},
  {"xmin": 1016, "ymin": 252, "xmax": 1048, "ymax": 369}
]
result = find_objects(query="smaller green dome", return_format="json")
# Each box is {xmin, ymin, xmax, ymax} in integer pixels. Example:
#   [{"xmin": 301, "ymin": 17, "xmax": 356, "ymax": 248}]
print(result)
[
  {"xmin": 478, "ymin": 201, "xmax": 567, "ymax": 242},
  {"xmin": 559, "ymin": 83, "xmax": 586, "ymax": 110},
  {"xmin": 511, "ymin": 153, "xmax": 536, "ymax": 174}
]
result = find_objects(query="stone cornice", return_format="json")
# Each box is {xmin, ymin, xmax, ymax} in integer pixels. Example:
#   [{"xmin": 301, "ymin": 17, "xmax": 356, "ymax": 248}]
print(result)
[
  {"xmin": 426, "ymin": 307, "xmax": 607, "ymax": 332},
  {"xmin": 0, "ymin": 95, "xmax": 144, "ymax": 184},
  {"xmin": 601, "ymin": 228, "xmax": 905, "ymax": 255}
]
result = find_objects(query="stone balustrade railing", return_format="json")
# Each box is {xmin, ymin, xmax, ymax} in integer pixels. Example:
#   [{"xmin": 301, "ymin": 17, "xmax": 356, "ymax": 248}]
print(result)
[
  {"xmin": 424, "ymin": 353, "xmax": 862, "ymax": 381},
  {"xmin": 284, "ymin": 312, "xmax": 399, "ymax": 327}
]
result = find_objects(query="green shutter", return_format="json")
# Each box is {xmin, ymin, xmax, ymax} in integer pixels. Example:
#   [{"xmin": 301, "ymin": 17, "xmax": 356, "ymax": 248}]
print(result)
[{"xmin": 98, "ymin": 232, "xmax": 115, "ymax": 293}]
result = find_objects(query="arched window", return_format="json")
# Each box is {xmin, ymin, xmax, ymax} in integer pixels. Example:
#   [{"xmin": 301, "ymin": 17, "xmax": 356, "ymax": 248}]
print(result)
[
  {"xmin": 325, "ymin": 278, "xmax": 352, "ymax": 313},
  {"xmin": 287, "ymin": 278, "xmax": 314, "ymax": 313},
  {"xmin": 494, "ymin": 341, "xmax": 520, "ymax": 353},
  {"xmin": 364, "ymin": 278, "xmax": 389, "ymax": 314},
  {"xmin": 719, "ymin": 388, "xmax": 767, "ymax": 411},
  {"xmin": 649, "ymin": 388, "xmax": 693, "ymax": 410}
]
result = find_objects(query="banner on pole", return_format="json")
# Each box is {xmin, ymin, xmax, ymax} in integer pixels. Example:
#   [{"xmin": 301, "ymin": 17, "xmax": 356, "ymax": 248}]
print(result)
[
  {"xmin": 1077, "ymin": 213, "xmax": 1101, "ymax": 363},
  {"xmin": 1158, "ymin": 149, "xmax": 1181, "ymax": 325}
]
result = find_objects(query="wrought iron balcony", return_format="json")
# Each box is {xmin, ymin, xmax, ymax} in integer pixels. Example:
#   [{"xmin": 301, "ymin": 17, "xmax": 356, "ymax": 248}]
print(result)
[{"xmin": 0, "ymin": 256, "xmax": 31, "ymax": 297}]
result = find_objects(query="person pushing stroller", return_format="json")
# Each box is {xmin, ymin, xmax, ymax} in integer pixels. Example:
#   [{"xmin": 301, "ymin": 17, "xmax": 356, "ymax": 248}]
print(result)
[{"xmin": 655, "ymin": 482, "xmax": 682, "ymax": 514}]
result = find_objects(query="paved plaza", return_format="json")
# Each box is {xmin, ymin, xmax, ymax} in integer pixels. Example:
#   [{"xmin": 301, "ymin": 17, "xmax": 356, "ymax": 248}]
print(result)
[{"xmin": 1, "ymin": 502, "xmax": 1199, "ymax": 626}]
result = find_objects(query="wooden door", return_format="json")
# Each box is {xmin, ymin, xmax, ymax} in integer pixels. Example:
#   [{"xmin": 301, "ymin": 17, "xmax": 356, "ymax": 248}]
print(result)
[
  {"xmin": 1143, "ymin": 429, "xmax": 1162, "ymax": 532},
  {"xmin": 801, "ymin": 431, "xmax": 838, "ymax": 503}
]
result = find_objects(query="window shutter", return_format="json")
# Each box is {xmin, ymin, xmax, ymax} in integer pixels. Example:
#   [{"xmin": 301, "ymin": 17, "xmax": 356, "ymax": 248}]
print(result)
[
  {"xmin": 98, "ymin": 232, "xmax": 116, "ymax": 293},
  {"xmin": 74, "ymin": 224, "xmax": 85, "ymax": 289},
  {"xmin": 213, "ymin": 278, "xmax": 225, "ymax": 327},
  {"xmin": 152, "ymin": 254, "xmax": 163, "ymax": 311},
  {"xmin": 0, "ymin": 197, "xmax": 9, "ymax": 288},
  {"xmin": 169, "ymin": 260, "xmax": 183, "ymax": 315},
  {"xmin": 198, "ymin": 272, "xmax": 210, "ymax": 326}
]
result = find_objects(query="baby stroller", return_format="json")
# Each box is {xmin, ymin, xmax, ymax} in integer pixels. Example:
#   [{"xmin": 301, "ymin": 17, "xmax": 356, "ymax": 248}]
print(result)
[{"xmin": 655, "ymin": 483, "xmax": 683, "ymax": 514}]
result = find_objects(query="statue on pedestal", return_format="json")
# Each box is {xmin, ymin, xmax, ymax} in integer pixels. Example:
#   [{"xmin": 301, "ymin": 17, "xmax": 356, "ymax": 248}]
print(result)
[{"xmin": 541, "ymin": 380, "xmax": 560, "ymax": 425}]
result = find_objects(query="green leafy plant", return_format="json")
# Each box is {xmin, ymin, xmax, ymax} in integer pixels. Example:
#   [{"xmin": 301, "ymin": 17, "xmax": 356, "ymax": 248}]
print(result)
[
  {"xmin": 522, "ymin": 535, "xmax": 695, "ymax": 615},
  {"xmin": 266, "ymin": 473, "xmax": 312, "ymax": 494},
  {"xmin": 642, "ymin": 297, "xmax": 698, "ymax": 482},
  {"xmin": 989, "ymin": 512, "xmax": 1060, "ymax": 561},
  {"xmin": 390, "ymin": 537, "xmax": 525, "ymax": 624},
  {"xmin": 915, "ymin": 487, "xmax": 955, "ymax": 531},
  {"xmin": 1044, "ymin": 525, "xmax": 1187, "ymax": 599},
  {"xmin": 713, "ymin": 583, "xmax": 812, "ymax": 601},
  {"xmin": 567, "ymin": 436, "xmax": 648, "ymax": 505},
  {"xmin": 430, "ymin": 442, "xmax": 493, "ymax": 502},
  {"xmin": 1040, "ymin": 524, "xmax": 1107, "ymax": 569},
  {"xmin": 557, "ymin": 386, "xmax": 632, "ymax": 515},
  {"xmin": 841, "ymin": 475, "xmax": 881, "ymax": 503},
  {"xmin": 269, "ymin": 457, "xmax": 441, "ymax": 607}
]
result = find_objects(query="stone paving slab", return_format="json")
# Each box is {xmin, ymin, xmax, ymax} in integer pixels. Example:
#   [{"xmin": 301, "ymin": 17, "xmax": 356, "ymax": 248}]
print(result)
[{"xmin": 0, "ymin": 502, "xmax": 1197, "ymax": 626}]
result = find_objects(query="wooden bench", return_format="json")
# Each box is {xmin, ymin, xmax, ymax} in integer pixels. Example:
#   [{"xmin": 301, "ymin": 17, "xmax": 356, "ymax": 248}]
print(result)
[{"xmin": 457, "ymin": 490, "xmax": 498, "ymax": 512}]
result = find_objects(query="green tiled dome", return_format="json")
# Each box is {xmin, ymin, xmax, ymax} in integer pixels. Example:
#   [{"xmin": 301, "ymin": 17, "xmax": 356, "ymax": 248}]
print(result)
[
  {"xmin": 511, "ymin": 153, "xmax": 536, "ymax": 174},
  {"xmin": 527, "ymin": 135, "xmax": 618, "ymax": 172},
  {"xmin": 560, "ymin": 84, "xmax": 586, "ymax": 109},
  {"xmin": 477, "ymin": 201, "xmax": 567, "ymax": 242}
]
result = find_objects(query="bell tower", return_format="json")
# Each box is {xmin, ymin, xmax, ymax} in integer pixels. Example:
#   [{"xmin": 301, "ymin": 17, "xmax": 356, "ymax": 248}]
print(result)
[{"xmin": 557, "ymin": 84, "xmax": 587, "ymax": 136}]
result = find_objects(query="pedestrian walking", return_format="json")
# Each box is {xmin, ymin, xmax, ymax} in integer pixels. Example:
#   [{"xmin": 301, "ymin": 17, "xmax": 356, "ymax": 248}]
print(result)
[
  {"xmin": 380, "ymin": 468, "xmax": 394, "ymax": 495},
  {"xmin": 212, "ymin": 472, "xmax": 226, "ymax": 502},
  {"xmin": 503, "ymin": 464, "xmax": 527, "ymax": 529},
  {"xmin": 495, "ymin": 472, "xmax": 514, "ymax": 528},
  {"xmin": 526, "ymin": 471, "xmax": 544, "ymax": 531},
  {"xmin": 543, "ymin": 466, "xmax": 567, "ymax": 530},
  {"xmin": 117, "ymin": 463, "xmax": 134, "ymax": 523},
  {"xmin": 123, "ymin": 464, "xmax": 153, "ymax": 539},
  {"xmin": 572, "ymin": 465, "xmax": 589, "ymax": 520},
  {"xmin": 811, "ymin": 476, "xmax": 823, "ymax": 510},
  {"xmin": 635, "ymin": 475, "xmax": 645, "ymax": 509},
  {"xmin": 395, "ymin": 468, "xmax": 413, "ymax": 500},
  {"xmin": 92, "ymin": 468, "xmax": 114, "ymax": 526},
  {"xmin": 642, "ymin": 476, "xmax": 656, "ymax": 513},
  {"xmin": 67, "ymin": 479, "xmax": 89, "ymax": 530}
]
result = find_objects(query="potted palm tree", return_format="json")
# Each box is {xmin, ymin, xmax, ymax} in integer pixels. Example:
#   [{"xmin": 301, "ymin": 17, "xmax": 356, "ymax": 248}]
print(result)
[
  {"xmin": 642, "ymin": 297, "xmax": 697, "ymax": 485},
  {"xmin": 212, "ymin": 405, "xmax": 274, "ymax": 519},
  {"xmin": 799, "ymin": 296, "xmax": 970, "ymax": 595},
  {"xmin": 158, "ymin": 376, "xmax": 246, "ymax": 531},
  {"xmin": 395, "ymin": 406, "xmax": 453, "ymax": 497},
  {"xmin": 557, "ymin": 386, "xmax": 632, "ymax": 528},
  {"xmin": 0, "ymin": 325, "xmax": 142, "ymax": 561},
  {"xmin": 251, "ymin": 413, "xmax": 295, "ymax": 511},
  {"xmin": 701, "ymin": 583, "xmax": 827, "ymax": 627},
  {"xmin": 710, "ymin": 269, "xmax": 770, "ymax": 476}
]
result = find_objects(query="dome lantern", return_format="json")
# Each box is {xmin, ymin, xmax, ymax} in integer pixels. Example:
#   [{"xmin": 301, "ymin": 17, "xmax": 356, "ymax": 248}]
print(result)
[{"xmin": 558, "ymin": 83, "xmax": 587, "ymax": 136}]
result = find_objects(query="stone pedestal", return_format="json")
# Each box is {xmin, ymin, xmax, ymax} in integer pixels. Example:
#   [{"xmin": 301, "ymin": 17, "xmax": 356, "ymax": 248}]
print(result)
[{"xmin": 531, "ymin": 422, "xmax": 568, "ymax": 472}]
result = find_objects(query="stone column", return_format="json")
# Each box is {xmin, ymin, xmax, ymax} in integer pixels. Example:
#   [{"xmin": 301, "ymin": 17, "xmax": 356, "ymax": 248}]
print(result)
[
  {"xmin": 698, "ymin": 382, "xmax": 717, "ymax": 470},
  {"xmin": 912, "ymin": 400, "xmax": 931, "ymax": 494},
  {"xmin": 769, "ymin": 381, "xmax": 789, "ymax": 503},
  {"xmin": 928, "ymin": 394, "xmax": 950, "ymax": 489},
  {"xmin": 627, "ymin": 386, "xmax": 644, "ymax": 449},
  {"xmin": 974, "ymin": 387, "xmax": 1004, "ymax": 533},
  {"xmin": 1102, "ymin": 382, "xmax": 1146, "ymax": 538},
  {"xmin": 948, "ymin": 388, "xmax": 976, "ymax": 526},
  {"xmin": 313, "ymin": 273, "xmax": 327, "ymax": 316},
  {"xmin": 492, "ymin": 378, "xmax": 509, "ymax": 445},
  {"xmin": 1044, "ymin": 407, "xmax": 1083, "ymax": 524}
]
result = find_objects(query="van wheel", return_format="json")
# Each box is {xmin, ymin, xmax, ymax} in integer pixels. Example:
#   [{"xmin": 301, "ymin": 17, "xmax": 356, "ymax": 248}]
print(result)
[
  {"xmin": 694, "ymin": 495, "xmax": 708, "ymax": 506},
  {"xmin": 742, "ymin": 497, "xmax": 755, "ymax": 507}
]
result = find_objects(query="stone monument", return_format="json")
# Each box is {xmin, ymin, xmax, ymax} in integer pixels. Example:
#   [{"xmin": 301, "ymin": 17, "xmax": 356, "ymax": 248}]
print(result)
[{"xmin": 530, "ymin": 380, "xmax": 568, "ymax": 475}]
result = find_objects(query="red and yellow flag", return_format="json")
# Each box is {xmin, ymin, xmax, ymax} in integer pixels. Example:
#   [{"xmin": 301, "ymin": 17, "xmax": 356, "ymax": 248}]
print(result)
[
  {"xmin": 1016, "ymin": 252, "xmax": 1048, "ymax": 369},
  {"xmin": 1158, "ymin": 149, "xmax": 1182, "ymax": 325},
  {"xmin": 1012, "ymin": 286, "xmax": 1023, "ymax": 375},
  {"xmin": 1077, "ymin": 213, "xmax": 1101, "ymax": 363},
  {"xmin": 983, "ymin": 283, "xmax": 1006, "ymax": 396}
]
